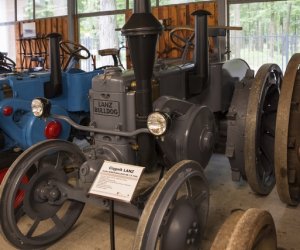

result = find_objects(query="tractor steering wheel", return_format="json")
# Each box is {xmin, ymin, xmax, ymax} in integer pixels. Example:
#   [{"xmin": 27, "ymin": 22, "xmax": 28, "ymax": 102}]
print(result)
[
  {"xmin": 0, "ymin": 52, "xmax": 16, "ymax": 73},
  {"xmin": 169, "ymin": 27, "xmax": 195, "ymax": 51},
  {"xmin": 59, "ymin": 41, "xmax": 90, "ymax": 60},
  {"xmin": 59, "ymin": 41, "xmax": 90, "ymax": 71}
]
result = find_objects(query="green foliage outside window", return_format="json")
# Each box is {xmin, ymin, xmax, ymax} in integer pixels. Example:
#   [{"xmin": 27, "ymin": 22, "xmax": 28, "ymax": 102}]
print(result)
[
  {"xmin": 35, "ymin": 0, "xmax": 67, "ymax": 19},
  {"xmin": 77, "ymin": 0, "xmax": 126, "ymax": 13},
  {"xmin": 229, "ymin": 0, "xmax": 300, "ymax": 72},
  {"xmin": 17, "ymin": 0, "xmax": 33, "ymax": 21}
]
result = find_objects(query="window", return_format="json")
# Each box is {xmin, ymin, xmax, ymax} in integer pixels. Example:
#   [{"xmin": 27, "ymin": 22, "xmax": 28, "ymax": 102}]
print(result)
[
  {"xmin": 229, "ymin": 0, "xmax": 300, "ymax": 72},
  {"xmin": 79, "ymin": 14, "xmax": 126, "ymax": 71},
  {"xmin": 17, "ymin": 0, "xmax": 34, "ymax": 21},
  {"xmin": 159, "ymin": 0, "xmax": 200, "ymax": 5},
  {"xmin": 0, "ymin": 25, "xmax": 16, "ymax": 63},
  {"xmin": 129, "ymin": 0, "xmax": 157, "ymax": 8},
  {"xmin": 77, "ymin": 0, "xmax": 126, "ymax": 14},
  {"xmin": 0, "ymin": 1, "xmax": 15, "ymax": 23},
  {"xmin": 35, "ymin": 0, "xmax": 68, "ymax": 18}
]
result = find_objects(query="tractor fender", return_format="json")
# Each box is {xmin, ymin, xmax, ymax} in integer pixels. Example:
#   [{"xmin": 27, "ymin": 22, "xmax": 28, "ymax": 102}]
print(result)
[{"xmin": 0, "ymin": 98, "xmax": 70, "ymax": 149}]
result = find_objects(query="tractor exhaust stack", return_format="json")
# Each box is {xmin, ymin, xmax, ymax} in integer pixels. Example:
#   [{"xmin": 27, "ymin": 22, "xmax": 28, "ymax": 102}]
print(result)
[
  {"xmin": 45, "ymin": 33, "xmax": 63, "ymax": 98},
  {"xmin": 122, "ymin": 0, "xmax": 162, "ymax": 169}
]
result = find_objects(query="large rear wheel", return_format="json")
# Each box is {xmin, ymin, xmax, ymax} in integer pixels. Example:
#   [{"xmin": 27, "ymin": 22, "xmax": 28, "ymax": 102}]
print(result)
[
  {"xmin": 244, "ymin": 64, "xmax": 282, "ymax": 195},
  {"xmin": 226, "ymin": 64, "xmax": 282, "ymax": 195},
  {"xmin": 275, "ymin": 53, "xmax": 300, "ymax": 205}
]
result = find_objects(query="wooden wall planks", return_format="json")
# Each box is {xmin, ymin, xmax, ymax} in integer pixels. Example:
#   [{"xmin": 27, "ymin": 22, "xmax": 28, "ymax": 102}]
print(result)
[
  {"xmin": 125, "ymin": 1, "xmax": 217, "ymax": 65},
  {"xmin": 14, "ymin": 1, "xmax": 217, "ymax": 70},
  {"xmin": 15, "ymin": 16, "xmax": 69, "ymax": 70}
]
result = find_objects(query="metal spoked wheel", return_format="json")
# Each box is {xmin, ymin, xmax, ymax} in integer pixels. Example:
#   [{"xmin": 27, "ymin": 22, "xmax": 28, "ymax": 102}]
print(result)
[
  {"xmin": 275, "ymin": 53, "xmax": 300, "ymax": 205},
  {"xmin": 244, "ymin": 64, "xmax": 282, "ymax": 195},
  {"xmin": 211, "ymin": 208, "xmax": 277, "ymax": 250},
  {"xmin": 0, "ymin": 140, "xmax": 86, "ymax": 249},
  {"xmin": 133, "ymin": 160, "xmax": 209, "ymax": 250}
]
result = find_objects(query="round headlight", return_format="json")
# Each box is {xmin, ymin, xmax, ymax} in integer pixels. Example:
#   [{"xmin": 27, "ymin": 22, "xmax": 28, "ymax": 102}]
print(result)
[
  {"xmin": 31, "ymin": 99, "xmax": 44, "ymax": 117},
  {"xmin": 147, "ymin": 112, "xmax": 169, "ymax": 136},
  {"xmin": 31, "ymin": 98, "xmax": 51, "ymax": 118}
]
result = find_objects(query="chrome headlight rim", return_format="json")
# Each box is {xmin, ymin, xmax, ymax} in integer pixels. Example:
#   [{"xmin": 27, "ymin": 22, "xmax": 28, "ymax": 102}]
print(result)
[
  {"xmin": 147, "ymin": 111, "xmax": 170, "ymax": 136},
  {"xmin": 31, "ymin": 98, "xmax": 51, "ymax": 118}
]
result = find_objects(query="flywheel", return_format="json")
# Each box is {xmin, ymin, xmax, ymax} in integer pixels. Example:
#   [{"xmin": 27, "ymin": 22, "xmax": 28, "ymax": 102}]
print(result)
[{"xmin": 275, "ymin": 53, "xmax": 300, "ymax": 205}]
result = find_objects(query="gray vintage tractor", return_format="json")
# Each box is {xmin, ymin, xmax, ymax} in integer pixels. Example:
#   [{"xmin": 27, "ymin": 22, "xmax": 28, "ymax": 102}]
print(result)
[{"xmin": 0, "ymin": 0, "xmax": 282, "ymax": 249}]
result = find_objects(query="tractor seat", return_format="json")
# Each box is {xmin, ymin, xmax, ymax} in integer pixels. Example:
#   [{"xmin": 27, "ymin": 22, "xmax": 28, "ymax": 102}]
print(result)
[
  {"xmin": 98, "ymin": 48, "xmax": 119, "ymax": 57},
  {"xmin": 97, "ymin": 48, "xmax": 124, "ymax": 70}
]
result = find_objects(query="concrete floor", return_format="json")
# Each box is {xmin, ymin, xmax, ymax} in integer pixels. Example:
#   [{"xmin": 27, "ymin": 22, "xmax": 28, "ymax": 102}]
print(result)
[{"xmin": 0, "ymin": 154, "xmax": 299, "ymax": 250}]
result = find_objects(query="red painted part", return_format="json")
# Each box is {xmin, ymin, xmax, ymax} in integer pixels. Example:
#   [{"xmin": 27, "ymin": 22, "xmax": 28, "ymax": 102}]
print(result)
[
  {"xmin": 45, "ymin": 120, "xmax": 62, "ymax": 139},
  {"xmin": 0, "ymin": 168, "xmax": 29, "ymax": 209},
  {"xmin": 0, "ymin": 168, "xmax": 7, "ymax": 183},
  {"xmin": 2, "ymin": 106, "xmax": 13, "ymax": 116}
]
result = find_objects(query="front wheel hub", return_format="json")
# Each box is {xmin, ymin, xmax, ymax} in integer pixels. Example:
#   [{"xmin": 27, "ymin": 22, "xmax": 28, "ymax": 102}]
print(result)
[
  {"xmin": 23, "ymin": 169, "xmax": 67, "ymax": 220},
  {"xmin": 35, "ymin": 181, "xmax": 61, "ymax": 203},
  {"xmin": 161, "ymin": 197, "xmax": 200, "ymax": 250}
]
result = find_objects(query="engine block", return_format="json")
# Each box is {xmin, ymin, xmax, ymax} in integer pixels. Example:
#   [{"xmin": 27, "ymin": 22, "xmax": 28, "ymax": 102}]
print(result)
[{"xmin": 89, "ymin": 67, "xmax": 137, "ymax": 164}]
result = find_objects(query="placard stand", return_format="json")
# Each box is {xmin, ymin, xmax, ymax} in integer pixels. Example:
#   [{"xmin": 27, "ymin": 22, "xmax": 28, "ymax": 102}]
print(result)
[
  {"xmin": 88, "ymin": 161, "xmax": 145, "ymax": 250},
  {"xmin": 110, "ymin": 200, "xmax": 115, "ymax": 250}
]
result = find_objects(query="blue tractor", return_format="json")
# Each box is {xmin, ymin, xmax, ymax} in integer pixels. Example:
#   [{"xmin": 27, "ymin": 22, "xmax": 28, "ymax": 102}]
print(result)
[{"xmin": 0, "ymin": 33, "xmax": 103, "ymax": 173}]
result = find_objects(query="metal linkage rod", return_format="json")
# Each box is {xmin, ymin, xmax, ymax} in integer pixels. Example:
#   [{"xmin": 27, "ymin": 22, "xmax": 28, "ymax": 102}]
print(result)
[{"xmin": 52, "ymin": 114, "xmax": 150, "ymax": 137}]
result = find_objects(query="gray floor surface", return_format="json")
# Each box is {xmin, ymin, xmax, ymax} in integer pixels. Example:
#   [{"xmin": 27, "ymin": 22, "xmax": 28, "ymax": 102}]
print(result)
[{"xmin": 0, "ymin": 154, "xmax": 299, "ymax": 250}]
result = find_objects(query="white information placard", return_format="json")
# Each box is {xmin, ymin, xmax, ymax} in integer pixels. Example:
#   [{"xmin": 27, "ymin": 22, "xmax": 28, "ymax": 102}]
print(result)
[
  {"xmin": 88, "ymin": 161, "xmax": 145, "ymax": 203},
  {"xmin": 22, "ymin": 22, "xmax": 36, "ymax": 38}
]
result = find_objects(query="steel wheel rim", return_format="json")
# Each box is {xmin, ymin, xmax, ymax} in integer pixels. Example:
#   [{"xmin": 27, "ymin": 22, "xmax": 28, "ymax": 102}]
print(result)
[
  {"xmin": 0, "ymin": 140, "xmax": 86, "ymax": 249},
  {"xmin": 211, "ymin": 208, "xmax": 277, "ymax": 250},
  {"xmin": 0, "ymin": 168, "xmax": 28, "ymax": 209},
  {"xmin": 275, "ymin": 53, "xmax": 300, "ymax": 205},
  {"xmin": 244, "ymin": 64, "xmax": 282, "ymax": 195},
  {"xmin": 133, "ymin": 160, "xmax": 209, "ymax": 250},
  {"xmin": 227, "ymin": 209, "xmax": 277, "ymax": 250}
]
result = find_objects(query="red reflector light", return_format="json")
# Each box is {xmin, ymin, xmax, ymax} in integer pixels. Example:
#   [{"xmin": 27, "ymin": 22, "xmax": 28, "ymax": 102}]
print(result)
[
  {"xmin": 45, "ymin": 120, "xmax": 62, "ymax": 139},
  {"xmin": 2, "ymin": 106, "xmax": 13, "ymax": 116}
]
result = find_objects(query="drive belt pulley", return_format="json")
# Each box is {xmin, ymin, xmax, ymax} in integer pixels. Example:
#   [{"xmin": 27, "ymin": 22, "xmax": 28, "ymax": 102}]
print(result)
[{"xmin": 275, "ymin": 53, "xmax": 300, "ymax": 205}]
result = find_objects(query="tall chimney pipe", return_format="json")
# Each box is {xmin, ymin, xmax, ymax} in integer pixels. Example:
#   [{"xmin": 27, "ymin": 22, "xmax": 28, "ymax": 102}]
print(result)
[
  {"xmin": 134, "ymin": 0, "xmax": 151, "ymax": 13},
  {"xmin": 192, "ymin": 10, "xmax": 211, "ymax": 87},
  {"xmin": 122, "ymin": 0, "xmax": 162, "ymax": 116},
  {"xmin": 44, "ymin": 33, "xmax": 63, "ymax": 98},
  {"xmin": 122, "ymin": 0, "xmax": 162, "ymax": 169}
]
